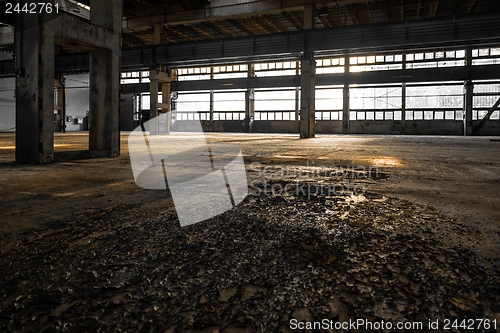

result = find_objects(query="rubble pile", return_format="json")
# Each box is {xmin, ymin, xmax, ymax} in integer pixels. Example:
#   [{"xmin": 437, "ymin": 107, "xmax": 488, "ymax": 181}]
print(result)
[{"xmin": 1, "ymin": 167, "xmax": 499, "ymax": 332}]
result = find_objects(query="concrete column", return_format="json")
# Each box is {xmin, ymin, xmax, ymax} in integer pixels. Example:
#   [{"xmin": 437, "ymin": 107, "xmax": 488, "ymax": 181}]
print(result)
[
  {"xmin": 464, "ymin": 81, "xmax": 474, "ymax": 136},
  {"xmin": 90, "ymin": 0, "xmax": 116, "ymax": 30},
  {"xmin": 89, "ymin": 0, "xmax": 122, "ymax": 155},
  {"xmin": 245, "ymin": 64, "xmax": 255, "ymax": 133},
  {"xmin": 154, "ymin": 24, "xmax": 163, "ymax": 44},
  {"xmin": 464, "ymin": 48, "xmax": 473, "ymax": 136},
  {"xmin": 401, "ymin": 54, "xmax": 406, "ymax": 135},
  {"xmin": 15, "ymin": 14, "xmax": 55, "ymax": 164},
  {"xmin": 162, "ymin": 80, "xmax": 171, "ymax": 134},
  {"xmin": 295, "ymin": 61, "xmax": 300, "ymax": 132},
  {"xmin": 209, "ymin": 66, "xmax": 214, "ymax": 131},
  {"xmin": 54, "ymin": 77, "xmax": 66, "ymax": 133},
  {"xmin": 342, "ymin": 57, "xmax": 350, "ymax": 134},
  {"xmin": 148, "ymin": 69, "xmax": 159, "ymax": 134},
  {"xmin": 401, "ymin": 83, "xmax": 406, "ymax": 134},
  {"xmin": 300, "ymin": 52, "xmax": 316, "ymax": 138},
  {"xmin": 304, "ymin": 4, "xmax": 314, "ymax": 30},
  {"xmin": 89, "ymin": 49, "xmax": 120, "ymax": 151}
]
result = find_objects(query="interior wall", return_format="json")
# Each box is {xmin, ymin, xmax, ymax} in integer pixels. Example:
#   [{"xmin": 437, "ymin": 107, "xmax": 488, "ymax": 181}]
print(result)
[
  {"xmin": 64, "ymin": 74, "xmax": 90, "ymax": 132},
  {"xmin": 0, "ymin": 77, "xmax": 15, "ymax": 132},
  {"xmin": 120, "ymin": 93, "xmax": 135, "ymax": 131}
]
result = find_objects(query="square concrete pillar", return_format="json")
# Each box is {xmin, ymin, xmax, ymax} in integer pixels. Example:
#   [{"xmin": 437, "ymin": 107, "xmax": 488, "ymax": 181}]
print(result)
[
  {"xmin": 245, "ymin": 64, "xmax": 255, "ymax": 133},
  {"xmin": 14, "ymin": 0, "xmax": 122, "ymax": 163},
  {"xmin": 300, "ymin": 52, "xmax": 316, "ymax": 138},
  {"xmin": 148, "ymin": 70, "xmax": 159, "ymax": 135},
  {"xmin": 88, "ymin": 0, "xmax": 122, "ymax": 155},
  {"xmin": 245, "ymin": 89, "xmax": 255, "ymax": 133},
  {"xmin": 89, "ymin": 49, "xmax": 120, "ymax": 153},
  {"xmin": 209, "ymin": 67, "xmax": 215, "ymax": 131},
  {"xmin": 342, "ymin": 58, "xmax": 350, "ymax": 134},
  {"xmin": 304, "ymin": 4, "xmax": 314, "ymax": 30},
  {"xmin": 162, "ymin": 81, "xmax": 171, "ymax": 134},
  {"xmin": 15, "ymin": 15, "xmax": 55, "ymax": 164},
  {"xmin": 148, "ymin": 68, "xmax": 171, "ymax": 135},
  {"xmin": 464, "ymin": 48, "xmax": 473, "ymax": 136},
  {"xmin": 464, "ymin": 82, "xmax": 473, "ymax": 136}
]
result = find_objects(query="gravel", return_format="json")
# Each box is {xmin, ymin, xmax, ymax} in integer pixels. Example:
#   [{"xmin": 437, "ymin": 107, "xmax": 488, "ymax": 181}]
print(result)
[{"xmin": 1, "ymin": 165, "xmax": 499, "ymax": 332}]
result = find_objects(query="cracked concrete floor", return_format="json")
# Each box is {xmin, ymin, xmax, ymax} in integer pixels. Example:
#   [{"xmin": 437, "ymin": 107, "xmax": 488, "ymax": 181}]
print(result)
[{"xmin": 0, "ymin": 132, "xmax": 499, "ymax": 258}]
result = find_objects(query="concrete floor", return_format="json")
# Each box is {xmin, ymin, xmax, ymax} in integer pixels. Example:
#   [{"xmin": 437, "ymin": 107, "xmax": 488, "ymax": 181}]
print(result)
[{"xmin": 0, "ymin": 132, "xmax": 499, "ymax": 256}]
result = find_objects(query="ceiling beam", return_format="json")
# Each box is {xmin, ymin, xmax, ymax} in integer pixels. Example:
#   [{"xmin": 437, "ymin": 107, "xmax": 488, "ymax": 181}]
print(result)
[
  {"xmin": 207, "ymin": 21, "xmax": 238, "ymax": 37},
  {"xmin": 283, "ymin": 11, "xmax": 303, "ymax": 30},
  {"xmin": 325, "ymin": 7, "xmax": 344, "ymax": 26},
  {"xmin": 347, "ymin": 6, "xmax": 360, "ymax": 24},
  {"xmin": 364, "ymin": 2, "xmax": 372, "ymax": 23},
  {"xmin": 429, "ymin": 0, "xmax": 439, "ymax": 17},
  {"xmin": 249, "ymin": 19, "xmax": 271, "ymax": 34},
  {"xmin": 186, "ymin": 24, "xmax": 216, "ymax": 40},
  {"xmin": 463, "ymin": 0, "xmax": 476, "ymax": 13},
  {"xmin": 258, "ymin": 15, "xmax": 284, "ymax": 33},
  {"xmin": 226, "ymin": 19, "xmax": 258, "ymax": 35},
  {"xmin": 123, "ymin": 0, "xmax": 370, "ymax": 31},
  {"xmin": 319, "ymin": 15, "xmax": 332, "ymax": 28},
  {"xmin": 165, "ymin": 26, "xmax": 195, "ymax": 42},
  {"xmin": 120, "ymin": 11, "xmax": 500, "ymax": 69},
  {"xmin": 123, "ymin": 31, "xmax": 155, "ymax": 47}
]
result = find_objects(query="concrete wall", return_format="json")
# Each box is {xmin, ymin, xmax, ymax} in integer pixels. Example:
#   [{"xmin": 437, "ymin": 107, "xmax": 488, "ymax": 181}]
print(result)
[
  {"xmin": 0, "ymin": 78, "xmax": 15, "ymax": 132},
  {"xmin": 170, "ymin": 119, "xmax": 500, "ymax": 136},
  {"xmin": 120, "ymin": 93, "xmax": 135, "ymax": 131},
  {"xmin": 171, "ymin": 120, "xmax": 202, "ymax": 132},
  {"xmin": 213, "ymin": 121, "xmax": 245, "ymax": 132},
  {"xmin": 316, "ymin": 121, "xmax": 342, "ymax": 134},
  {"xmin": 350, "ymin": 121, "xmax": 404, "ymax": 135},
  {"xmin": 252, "ymin": 121, "xmax": 297, "ymax": 133},
  {"xmin": 473, "ymin": 120, "xmax": 500, "ymax": 136},
  {"xmin": 0, "ymin": 75, "xmax": 94, "ymax": 133},
  {"xmin": 64, "ymin": 74, "xmax": 90, "ymax": 132},
  {"xmin": 403, "ymin": 121, "xmax": 464, "ymax": 135}
]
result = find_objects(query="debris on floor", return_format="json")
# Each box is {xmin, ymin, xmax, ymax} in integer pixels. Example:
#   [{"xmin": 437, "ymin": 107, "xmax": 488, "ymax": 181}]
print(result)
[{"xmin": 1, "ymin": 166, "xmax": 499, "ymax": 332}]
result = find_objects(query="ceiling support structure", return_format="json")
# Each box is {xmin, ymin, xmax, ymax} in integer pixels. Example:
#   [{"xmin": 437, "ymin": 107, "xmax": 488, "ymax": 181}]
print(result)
[
  {"xmin": 121, "ymin": 11, "xmax": 500, "ymax": 70},
  {"xmin": 154, "ymin": 24, "xmax": 163, "ymax": 44},
  {"xmin": 122, "ymin": 0, "xmax": 369, "ymax": 30},
  {"xmin": 304, "ymin": 4, "xmax": 314, "ymax": 30},
  {"xmin": 14, "ymin": 0, "xmax": 122, "ymax": 164},
  {"xmin": 3, "ymin": 11, "xmax": 500, "ymax": 77}
]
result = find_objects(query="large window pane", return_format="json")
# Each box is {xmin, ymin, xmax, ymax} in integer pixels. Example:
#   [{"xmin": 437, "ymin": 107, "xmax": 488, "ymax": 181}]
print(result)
[{"xmin": 255, "ymin": 89, "xmax": 295, "ymax": 111}]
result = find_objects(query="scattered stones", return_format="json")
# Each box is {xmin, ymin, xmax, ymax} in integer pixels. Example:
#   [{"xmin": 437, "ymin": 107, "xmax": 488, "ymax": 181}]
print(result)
[{"xmin": 0, "ymin": 177, "xmax": 499, "ymax": 332}]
